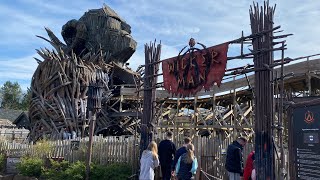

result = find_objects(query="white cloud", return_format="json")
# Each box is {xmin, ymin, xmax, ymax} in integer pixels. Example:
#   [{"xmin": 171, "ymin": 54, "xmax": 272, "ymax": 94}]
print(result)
[
  {"xmin": 0, "ymin": 5, "xmax": 60, "ymax": 47},
  {"xmin": 1, "ymin": 0, "xmax": 320, "ymax": 91},
  {"xmin": 19, "ymin": 0, "xmax": 86, "ymax": 16},
  {"xmin": 128, "ymin": 43, "xmax": 179, "ymax": 71},
  {"xmin": 0, "ymin": 54, "xmax": 39, "ymax": 91},
  {"xmin": 0, "ymin": 54, "xmax": 39, "ymax": 80}
]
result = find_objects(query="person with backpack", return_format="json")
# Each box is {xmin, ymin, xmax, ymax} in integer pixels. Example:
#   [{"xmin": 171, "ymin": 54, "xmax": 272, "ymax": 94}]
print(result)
[
  {"xmin": 175, "ymin": 143, "xmax": 198, "ymax": 180},
  {"xmin": 174, "ymin": 137, "xmax": 192, "ymax": 167}
]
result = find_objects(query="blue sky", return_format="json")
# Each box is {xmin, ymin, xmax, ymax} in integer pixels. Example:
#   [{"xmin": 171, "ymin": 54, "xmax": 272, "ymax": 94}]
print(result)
[{"xmin": 0, "ymin": 0, "xmax": 320, "ymax": 91}]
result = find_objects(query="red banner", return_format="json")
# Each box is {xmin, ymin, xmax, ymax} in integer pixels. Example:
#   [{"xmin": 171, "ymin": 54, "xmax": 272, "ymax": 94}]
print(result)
[{"xmin": 162, "ymin": 43, "xmax": 228, "ymax": 96}]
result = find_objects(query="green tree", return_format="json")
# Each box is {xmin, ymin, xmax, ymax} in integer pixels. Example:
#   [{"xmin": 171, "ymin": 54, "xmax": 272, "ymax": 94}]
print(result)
[
  {"xmin": 0, "ymin": 81, "xmax": 22, "ymax": 109},
  {"xmin": 20, "ymin": 88, "xmax": 32, "ymax": 110}
]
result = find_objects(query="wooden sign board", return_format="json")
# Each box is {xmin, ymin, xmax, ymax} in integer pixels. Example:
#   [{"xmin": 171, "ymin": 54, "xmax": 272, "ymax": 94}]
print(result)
[
  {"xmin": 71, "ymin": 140, "xmax": 80, "ymax": 150},
  {"xmin": 291, "ymin": 103, "xmax": 320, "ymax": 179},
  {"xmin": 6, "ymin": 157, "xmax": 21, "ymax": 174}
]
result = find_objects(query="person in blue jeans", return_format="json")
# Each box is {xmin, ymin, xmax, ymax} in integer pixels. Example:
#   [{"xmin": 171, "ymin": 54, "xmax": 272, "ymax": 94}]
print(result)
[
  {"xmin": 175, "ymin": 143, "xmax": 198, "ymax": 180},
  {"xmin": 158, "ymin": 131, "xmax": 176, "ymax": 180}
]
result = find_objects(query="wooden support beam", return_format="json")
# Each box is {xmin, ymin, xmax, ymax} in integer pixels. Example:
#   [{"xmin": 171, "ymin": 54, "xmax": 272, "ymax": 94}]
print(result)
[
  {"xmin": 108, "ymin": 112, "xmax": 142, "ymax": 118},
  {"xmin": 250, "ymin": 2, "xmax": 276, "ymax": 179},
  {"xmin": 118, "ymin": 58, "xmax": 320, "ymax": 99},
  {"xmin": 140, "ymin": 41, "xmax": 161, "ymax": 154},
  {"xmin": 110, "ymin": 99, "xmax": 120, "ymax": 108},
  {"xmin": 155, "ymin": 124, "xmax": 253, "ymax": 129},
  {"xmin": 236, "ymin": 104, "xmax": 252, "ymax": 126}
]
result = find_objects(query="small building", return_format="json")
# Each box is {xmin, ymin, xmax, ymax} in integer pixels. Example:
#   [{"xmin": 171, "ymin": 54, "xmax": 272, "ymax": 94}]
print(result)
[
  {"xmin": 0, "ymin": 109, "xmax": 23, "ymax": 122},
  {"xmin": 0, "ymin": 109, "xmax": 30, "ymax": 142},
  {"xmin": 13, "ymin": 112, "xmax": 30, "ymax": 130},
  {"xmin": 0, "ymin": 119, "xmax": 15, "ymax": 128},
  {"xmin": 0, "ymin": 109, "xmax": 30, "ymax": 129}
]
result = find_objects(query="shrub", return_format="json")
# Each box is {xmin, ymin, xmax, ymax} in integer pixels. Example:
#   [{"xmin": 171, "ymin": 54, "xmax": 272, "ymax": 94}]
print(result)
[
  {"xmin": 33, "ymin": 139, "xmax": 53, "ymax": 158},
  {"xmin": 42, "ymin": 159, "xmax": 69, "ymax": 180},
  {"xmin": 64, "ymin": 161, "xmax": 86, "ymax": 180},
  {"xmin": 16, "ymin": 157, "xmax": 131, "ymax": 180},
  {"xmin": 90, "ymin": 163, "xmax": 131, "ymax": 180},
  {"xmin": 90, "ymin": 164, "xmax": 106, "ymax": 180},
  {"xmin": 17, "ymin": 157, "xmax": 44, "ymax": 178},
  {"xmin": 104, "ymin": 163, "xmax": 132, "ymax": 180},
  {"xmin": 0, "ymin": 154, "xmax": 5, "ymax": 172}
]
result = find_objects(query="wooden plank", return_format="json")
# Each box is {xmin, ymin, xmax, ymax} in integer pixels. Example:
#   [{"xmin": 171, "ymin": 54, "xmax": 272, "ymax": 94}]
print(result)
[
  {"xmin": 175, "ymin": 116, "xmax": 192, "ymax": 123},
  {"xmin": 156, "ymin": 124, "xmax": 253, "ymax": 129},
  {"xmin": 108, "ymin": 112, "xmax": 142, "ymax": 118}
]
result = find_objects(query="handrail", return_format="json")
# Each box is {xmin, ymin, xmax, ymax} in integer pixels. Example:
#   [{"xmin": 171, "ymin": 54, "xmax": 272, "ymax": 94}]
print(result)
[
  {"xmin": 127, "ymin": 173, "xmax": 138, "ymax": 180},
  {"xmin": 202, "ymin": 170, "xmax": 212, "ymax": 180},
  {"xmin": 200, "ymin": 169, "xmax": 223, "ymax": 180}
]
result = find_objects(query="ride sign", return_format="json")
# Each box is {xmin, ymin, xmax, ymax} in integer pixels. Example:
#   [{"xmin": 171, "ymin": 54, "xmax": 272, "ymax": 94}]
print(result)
[
  {"xmin": 292, "ymin": 104, "xmax": 320, "ymax": 179},
  {"xmin": 162, "ymin": 38, "xmax": 228, "ymax": 96}
]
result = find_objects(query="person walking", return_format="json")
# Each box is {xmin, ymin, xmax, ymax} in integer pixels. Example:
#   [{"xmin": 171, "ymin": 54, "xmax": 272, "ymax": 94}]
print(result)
[
  {"xmin": 174, "ymin": 137, "xmax": 192, "ymax": 167},
  {"xmin": 172, "ymin": 137, "xmax": 192, "ymax": 179},
  {"xmin": 175, "ymin": 143, "xmax": 198, "ymax": 180},
  {"xmin": 139, "ymin": 141, "xmax": 160, "ymax": 180},
  {"xmin": 225, "ymin": 137, "xmax": 247, "ymax": 180},
  {"xmin": 158, "ymin": 131, "xmax": 176, "ymax": 180},
  {"xmin": 243, "ymin": 151, "xmax": 255, "ymax": 180}
]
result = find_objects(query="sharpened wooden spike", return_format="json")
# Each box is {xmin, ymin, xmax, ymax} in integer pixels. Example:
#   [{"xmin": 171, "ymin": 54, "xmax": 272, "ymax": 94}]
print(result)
[{"xmin": 34, "ymin": 57, "xmax": 43, "ymax": 64}]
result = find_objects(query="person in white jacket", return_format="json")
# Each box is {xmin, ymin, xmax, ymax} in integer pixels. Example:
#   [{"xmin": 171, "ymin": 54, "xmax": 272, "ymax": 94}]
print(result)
[{"xmin": 139, "ymin": 141, "xmax": 160, "ymax": 180}]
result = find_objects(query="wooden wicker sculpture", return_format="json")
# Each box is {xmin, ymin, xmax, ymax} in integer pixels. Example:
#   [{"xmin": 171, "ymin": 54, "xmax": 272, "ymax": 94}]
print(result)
[{"xmin": 29, "ymin": 5, "xmax": 137, "ymax": 141}]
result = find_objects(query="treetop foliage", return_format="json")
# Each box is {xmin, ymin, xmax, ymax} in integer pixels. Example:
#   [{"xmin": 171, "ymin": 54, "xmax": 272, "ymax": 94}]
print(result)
[{"xmin": 0, "ymin": 81, "xmax": 31, "ymax": 110}]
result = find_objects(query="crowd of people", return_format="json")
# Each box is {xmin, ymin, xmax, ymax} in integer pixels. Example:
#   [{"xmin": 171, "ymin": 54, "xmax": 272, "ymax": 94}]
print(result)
[
  {"xmin": 139, "ymin": 131, "xmax": 198, "ymax": 180},
  {"xmin": 139, "ymin": 132, "xmax": 254, "ymax": 180}
]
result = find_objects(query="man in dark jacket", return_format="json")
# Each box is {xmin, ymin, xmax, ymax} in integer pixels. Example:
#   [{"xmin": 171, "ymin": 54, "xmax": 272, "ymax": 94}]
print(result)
[
  {"xmin": 174, "ymin": 137, "xmax": 192, "ymax": 167},
  {"xmin": 225, "ymin": 137, "xmax": 247, "ymax": 180},
  {"xmin": 158, "ymin": 131, "xmax": 176, "ymax": 180}
]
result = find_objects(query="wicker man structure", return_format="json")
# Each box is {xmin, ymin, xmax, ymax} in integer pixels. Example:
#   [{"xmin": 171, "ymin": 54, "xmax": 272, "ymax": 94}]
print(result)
[{"xmin": 29, "ymin": 5, "xmax": 137, "ymax": 141}]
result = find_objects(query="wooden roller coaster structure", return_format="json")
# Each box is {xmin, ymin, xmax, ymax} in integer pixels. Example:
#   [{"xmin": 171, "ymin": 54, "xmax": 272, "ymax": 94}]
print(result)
[{"xmin": 27, "ymin": 2, "xmax": 320, "ymax": 179}]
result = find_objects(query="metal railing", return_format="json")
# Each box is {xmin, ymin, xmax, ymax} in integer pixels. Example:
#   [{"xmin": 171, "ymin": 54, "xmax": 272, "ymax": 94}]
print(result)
[{"xmin": 200, "ymin": 169, "xmax": 223, "ymax": 180}]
